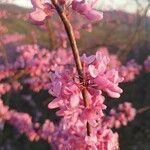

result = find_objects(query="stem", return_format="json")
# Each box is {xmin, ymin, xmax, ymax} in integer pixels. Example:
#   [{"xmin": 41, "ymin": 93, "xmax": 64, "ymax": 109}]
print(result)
[
  {"xmin": 45, "ymin": 19, "xmax": 58, "ymax": 49},
  {"xmin": 51, "ymin": 0, "xmax": 91, "ymax": 135},
  {"xmin": 137, "ymin": 105, "xmax": 150, "ymax": 114}
]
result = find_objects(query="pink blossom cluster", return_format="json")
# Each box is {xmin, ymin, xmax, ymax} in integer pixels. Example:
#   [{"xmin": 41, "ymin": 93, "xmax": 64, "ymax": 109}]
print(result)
[
  {"xmin": 51, "ymin": 120, "xmax": 119, "ymax": 149},
  {"xmin": 0, "ymin": 44, "xmax": 73, "ymax": 92},
  {"xmin": 29, "ymin": 0, "xmax": 103, "ymax": 24},
  {"xmin": 102, "ymin": 102, "xmax": 136, "ymax": 129},
  {"xmin": 47, "ymin": 50, "xmax": 124, "ymax": 149},
  {"xmin": 95, "ymin": 48, "xmax": 142, "ymax": 82},
  {"xmin": 0, "ymin": 81, "xmax": 22, "ymax": 96},
  {"xmin": 118, "ymin": 60, "xmax": 142, "ymax": 82},
  {"xmin": 0, "ymin": 96, "xmax": 120, "ymax": 149},
  {"xmin": 0, "ymin": 44, "xmax": 122, "ymax": 149},
  {"xmin": 144, "ymin": 56, "xmax": 150, "ymax": 72},
  {"xmin": 81, "ymin": 50, "xmax": 124, "ymax": 98},
  {"xmin": 0, "ymin": 64, "xmax": 15, "ymax": 81},
  {"xmin": 16, "ymin": 44, "xmax": 73, "ymax": 91},
  {"xmin": 0, "ymin": 33, "xmax": 25, "ymax": 45},
  {"xmin": 8, "ymin": 110, "xmax": 39, "ymax": 141},
  {"xmin": 0, "ymin": 46, "xmax": 140, "ymax": 149},
  {"xmin": 72, "ymin": 0, "xmax": 103, "ymax": 21},
  {"xmin": 0, "ymin": 99, "xmax": 55, "ymax": 142}
]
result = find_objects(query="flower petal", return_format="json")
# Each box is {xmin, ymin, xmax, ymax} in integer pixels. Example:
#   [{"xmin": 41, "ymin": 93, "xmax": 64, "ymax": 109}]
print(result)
[{"xmin": 29, "ymin": 8, "xmax": 47, "ymax": 23}]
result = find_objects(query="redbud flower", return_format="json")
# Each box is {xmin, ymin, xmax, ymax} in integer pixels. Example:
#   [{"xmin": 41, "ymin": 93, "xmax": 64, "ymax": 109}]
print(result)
[
  {"xmin": 30, "ymin": 0, "xmax": 54, "ymax": 24},
  {"xmin": 81, "ymin": 50, "xmax": 123, "ymax": 98},
  {"xmin": 72, "ymin": 0, "xmax": 103, "ymax": 21},
  {"xmin": 103, "ymin": 102, "xmax": 136, "ymax": 129}
]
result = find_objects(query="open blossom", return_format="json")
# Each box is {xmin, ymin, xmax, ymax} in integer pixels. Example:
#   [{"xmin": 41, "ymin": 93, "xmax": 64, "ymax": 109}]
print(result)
[
  {"xmin": 93, "ymin": 48, "xmax": 142, "ymax": 82},
  {"xmin": 102, "ymin": 102, "xmax": 136, "ymax": 129},
  {"xmin": 81, "ymin": 50, "xmax": 124, "ymax": 98},
  {"xmin": 30, "ymin": 0, "xmax": 54, "ymax": 24},
  {"xmin": 72, "ymin": 0, "xmax": 103, "ymax": 21},
  {"xmin": 48, "ymin": 71, "xmax": 106, "ymax": 129},
  {"xmin": 48, "ymin": 69, "xmax": 83, "ymax": 126},
  {"xmin": 80, "ymin": 92, "xmax": 106, "ymax": 126}
]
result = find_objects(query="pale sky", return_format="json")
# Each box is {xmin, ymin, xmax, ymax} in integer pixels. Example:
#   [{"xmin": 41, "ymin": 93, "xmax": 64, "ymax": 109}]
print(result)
[{"xmin": 1, "ymin": 0, "xmax": 150, "ymax": 15}]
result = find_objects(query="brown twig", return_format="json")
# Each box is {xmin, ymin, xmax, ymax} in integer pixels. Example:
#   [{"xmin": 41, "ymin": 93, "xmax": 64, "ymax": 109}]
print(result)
[
  {"xmin": 45, "ymin": 19, "xmax": 58, "ymax": 49},
  {"xmin": 137, "ymin": 105, "xmax": 150, "ymax": 114},
  {"xmin": 50, "ymin": 0, "xmax": 91, "ymax": 135}
]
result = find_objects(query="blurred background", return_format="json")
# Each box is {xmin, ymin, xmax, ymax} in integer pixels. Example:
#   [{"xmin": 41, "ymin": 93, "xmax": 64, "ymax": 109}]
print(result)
[{"xmin": 0, "ymin": 0, "xmax": 150, "ymax": 149}]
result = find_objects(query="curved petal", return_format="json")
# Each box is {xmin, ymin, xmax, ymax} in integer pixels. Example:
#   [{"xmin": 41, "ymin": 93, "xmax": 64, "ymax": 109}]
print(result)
[
  {"xmin": 48, "ymin": 98, "xmax": 63, "ymax": 109},
  {"xmin": 86, "ymin": 10, "xmax": 103, "ymax": 21},
  {"xmin": 70, "ymin": 94, "xmax": 80, "ymax": 108},
  {"xmin": 29, "ymin": 8, "xmax": 47, "ymax": 24},
  {"xmin": 88, "ymin": 65, "xmax": 98, "ymax": 78}
]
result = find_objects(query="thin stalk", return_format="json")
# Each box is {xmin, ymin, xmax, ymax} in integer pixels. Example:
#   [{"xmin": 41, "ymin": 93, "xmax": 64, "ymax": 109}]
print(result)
[
  {"xmin": 51, "ymin": 0, "xmax": 91, "ymax": 135},
  {"xmin": 45, "ymin": 19, "xmax": 58, "ymax": 49},
  {"xmin": 137, "ymin": 105, "xmax": 150, "ymax": 114}
]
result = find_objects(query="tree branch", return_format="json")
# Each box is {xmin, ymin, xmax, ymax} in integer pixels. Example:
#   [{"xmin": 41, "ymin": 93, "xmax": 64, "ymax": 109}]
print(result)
[{"xmin": 51, "ymin": 0, "xmax": 91, "ymax": 135}]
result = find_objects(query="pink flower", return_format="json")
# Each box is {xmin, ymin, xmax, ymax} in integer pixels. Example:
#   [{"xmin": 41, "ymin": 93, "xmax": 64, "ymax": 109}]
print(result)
[
  {"xmin": 72, "ymin": 0, "xmax": 103, "ymax": 21},
  {"xmin": 103, "ymin": 102, "xmax": 136, "ymax": 129},
  {"xmin": 29, "ymin": 0, "xmax": 53, "ymax": 24},
  {"xmin": 38, "ymin": 119, "xmax": 55, "ymax": 143},
  {"xmin": 81, "ymin": 50, "xmax": 123, "ymax": 98},
  {"xmin": 94, "ymin": 70, "xmax": 123, "ymax": 98}
]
